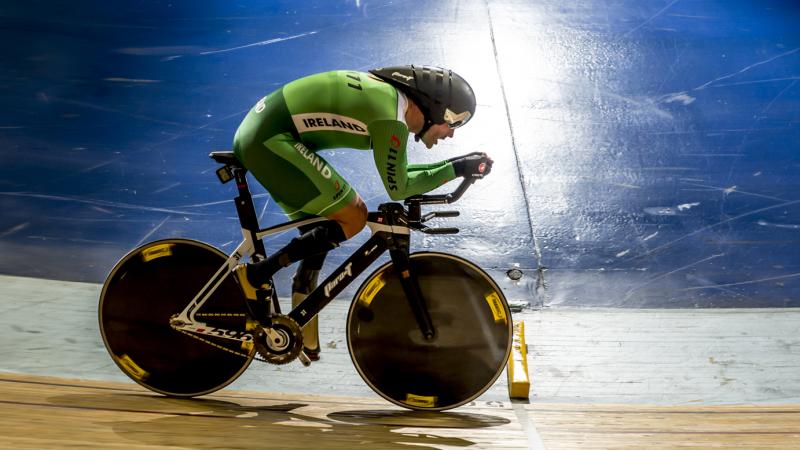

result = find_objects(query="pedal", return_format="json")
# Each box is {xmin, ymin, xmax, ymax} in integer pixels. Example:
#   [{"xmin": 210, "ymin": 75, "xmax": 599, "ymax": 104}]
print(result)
[{"xmin": 298, "ymin": 351, "xmax": 312, "ymax": 367}]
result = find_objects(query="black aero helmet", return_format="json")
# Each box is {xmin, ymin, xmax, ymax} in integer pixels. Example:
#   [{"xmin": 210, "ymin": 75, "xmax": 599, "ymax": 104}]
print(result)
[{"xmin": 369, "ymin": 65, "xmax": 476, "ymax": 141}]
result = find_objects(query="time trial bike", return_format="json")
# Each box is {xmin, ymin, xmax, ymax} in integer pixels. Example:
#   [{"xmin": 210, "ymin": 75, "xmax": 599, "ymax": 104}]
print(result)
[{"xmin": 98, "ymin": 151, "xmax": 512, "ymax": 411}]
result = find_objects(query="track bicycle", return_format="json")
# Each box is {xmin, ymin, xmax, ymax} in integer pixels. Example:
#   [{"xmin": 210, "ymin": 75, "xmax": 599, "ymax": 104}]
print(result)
[{"xmin": 99, "ymin": 151, "xmax": 512, "ymax": 411}]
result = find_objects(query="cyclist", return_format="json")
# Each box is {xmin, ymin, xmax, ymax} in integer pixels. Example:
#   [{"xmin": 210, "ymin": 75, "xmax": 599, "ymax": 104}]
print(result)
[{"xmin": 231, "ymin": 65, "xmax": 492, "ymax": 360}]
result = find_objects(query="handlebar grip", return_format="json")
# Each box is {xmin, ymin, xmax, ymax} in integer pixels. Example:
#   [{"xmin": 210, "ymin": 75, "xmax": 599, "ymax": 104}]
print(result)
[
  {"xmin": 423, "ymin": 227, "xmax": 460, "ymax": 235},
  {"xmin": 434, "ymin": 211, "xmax": 460, "ymax": 218}
]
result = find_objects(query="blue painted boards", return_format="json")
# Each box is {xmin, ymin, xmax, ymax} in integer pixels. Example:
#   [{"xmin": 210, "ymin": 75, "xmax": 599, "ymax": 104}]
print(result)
[{"xmin": 1, "ymin": 1, "xmax": 798, "ymax": 307}]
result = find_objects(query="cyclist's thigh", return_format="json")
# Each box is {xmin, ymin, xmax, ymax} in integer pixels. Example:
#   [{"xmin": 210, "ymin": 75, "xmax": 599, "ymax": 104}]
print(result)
[{"xmin": 239, "ymin": 133, "xmax": 356, "ymax": 220}]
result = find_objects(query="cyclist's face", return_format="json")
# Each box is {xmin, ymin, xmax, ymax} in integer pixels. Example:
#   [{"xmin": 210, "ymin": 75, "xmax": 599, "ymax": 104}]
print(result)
[{"xmin": 421, "ymin": 123, "xmax": 455, "ymax": 149}]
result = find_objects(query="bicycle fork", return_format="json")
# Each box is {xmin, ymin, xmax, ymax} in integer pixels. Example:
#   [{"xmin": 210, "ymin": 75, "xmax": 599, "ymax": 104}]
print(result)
[
  {"xmin": 376, "ymin": 202, "xmax": 437, "ymax": 341},
  {"xmin": 390, "ymin": 248, "xmax": 436, "ymax": 340}
]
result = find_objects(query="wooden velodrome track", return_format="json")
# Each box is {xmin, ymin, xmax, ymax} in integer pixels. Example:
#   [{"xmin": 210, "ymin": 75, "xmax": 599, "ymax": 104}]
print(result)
[
  {"xmin": 3, "ymin": 276, "xmax": 800, "ymax": 448},
  {"xmin": 2, "ymin": 372, "xmax": 799, "ymax": 449}
]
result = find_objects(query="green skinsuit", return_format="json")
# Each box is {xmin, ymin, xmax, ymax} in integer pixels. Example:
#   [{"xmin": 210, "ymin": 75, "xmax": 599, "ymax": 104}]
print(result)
[{"xmin": 233, "ymin": 70, "xmax": 458, "ymax": 219}]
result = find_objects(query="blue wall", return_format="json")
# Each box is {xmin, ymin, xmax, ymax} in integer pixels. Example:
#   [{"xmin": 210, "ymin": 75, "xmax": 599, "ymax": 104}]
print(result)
[{"xmin": 1, "ymin": 1, "xmax": 798, "ymax": 307}]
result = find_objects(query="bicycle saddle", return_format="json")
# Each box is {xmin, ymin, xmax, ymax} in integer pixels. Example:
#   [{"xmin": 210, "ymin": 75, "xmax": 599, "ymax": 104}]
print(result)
[{"xmin": 209, "ymin": 151, "xmax": 241, "ymax": 167}]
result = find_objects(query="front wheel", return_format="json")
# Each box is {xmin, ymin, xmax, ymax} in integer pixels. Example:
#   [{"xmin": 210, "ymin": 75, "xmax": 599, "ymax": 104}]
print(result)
[{"xmin": 347, "ymin": 252, "xmax": 512, "ymax": 411}]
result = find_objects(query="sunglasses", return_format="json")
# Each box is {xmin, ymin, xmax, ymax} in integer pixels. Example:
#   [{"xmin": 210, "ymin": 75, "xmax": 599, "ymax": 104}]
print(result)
[{"xmin": 444, "ymin": 109, "xmax": 472, "ymax": 129}]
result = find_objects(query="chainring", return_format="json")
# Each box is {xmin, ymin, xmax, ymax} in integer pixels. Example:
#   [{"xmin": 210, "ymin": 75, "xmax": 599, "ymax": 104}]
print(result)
[{"xmin": 254, "ymin": 315, "xmax": 303, "ymax": 365}]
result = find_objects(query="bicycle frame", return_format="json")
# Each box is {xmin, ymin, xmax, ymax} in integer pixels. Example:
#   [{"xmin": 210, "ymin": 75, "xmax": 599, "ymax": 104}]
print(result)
[
  {"xmin": 170, "ymin": 164, "xmax": 423, "ymax": 344},
  {"xmin": 100, "ymin": 150, "xmax": 501, "ymax": 408},
  {"xmin": 172, "ymin": 152, "xmax": 476, "ymax": 345},
  {"xmin": 288, "ymin": 204, "xmax": 415, "ymax": 330}
]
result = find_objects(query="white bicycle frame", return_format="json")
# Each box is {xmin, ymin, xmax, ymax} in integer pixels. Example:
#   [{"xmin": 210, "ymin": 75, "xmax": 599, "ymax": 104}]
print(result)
[{"xmin": 169, "ymin": 216, "xmax": 327, "ymax": 343}]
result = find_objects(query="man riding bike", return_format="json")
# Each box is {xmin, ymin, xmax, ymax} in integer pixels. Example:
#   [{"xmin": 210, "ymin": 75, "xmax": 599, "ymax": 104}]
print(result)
[{"xmin": 231, "ymin": 65, "xmax": 493, "ymax": 360}]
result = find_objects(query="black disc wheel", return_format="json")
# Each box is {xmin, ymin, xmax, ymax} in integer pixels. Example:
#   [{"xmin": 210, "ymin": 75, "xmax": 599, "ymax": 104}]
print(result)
[
  {"xmin": 347, "ymin": 252, "xmax": 512, "ymax": 411},
  {"xmin": 99, "ymin": 239, "xmax": 253, "ymax": 397}
]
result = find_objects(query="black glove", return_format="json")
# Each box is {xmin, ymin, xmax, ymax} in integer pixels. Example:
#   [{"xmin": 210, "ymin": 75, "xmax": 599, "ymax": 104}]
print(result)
[{"xmin": 449, "ymin": 152, "xmax": 493, "ymax": 178}]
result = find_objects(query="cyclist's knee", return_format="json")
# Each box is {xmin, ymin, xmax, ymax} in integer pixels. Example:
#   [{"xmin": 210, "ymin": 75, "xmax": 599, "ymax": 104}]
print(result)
[{"xmin": 329, "ymin": 197, "xmax": 367, "ymax": 239}]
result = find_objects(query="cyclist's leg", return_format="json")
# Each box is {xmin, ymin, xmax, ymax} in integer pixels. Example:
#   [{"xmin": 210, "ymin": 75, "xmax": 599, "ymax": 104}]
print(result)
[
  {"xmin": 287, "ymin": 198, "xmax": 366, "ymax": 360},
  {"xmin": 235, "ymin": 133, "xmax": 364, "ymax": 288},
  {"xmin": 291, "ymin": 237, "xmax": 326, "ymax": 359}
]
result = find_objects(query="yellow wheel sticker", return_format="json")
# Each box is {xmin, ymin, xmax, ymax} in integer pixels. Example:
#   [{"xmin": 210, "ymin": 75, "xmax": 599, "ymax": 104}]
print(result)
[
  {"xmin": 241, "ymin": 340, "xmax": 255, "ymax": 354},
  {"xmin": 117, "ymin": 354, "xmax": 149, "ymax": 381},
  {"xmin": 404, "ymin": 393, "xmax": 437, "ymax": 408},
  {"xmin": 141, "ymin": 243, "xmax": 174, "ymax": 262},
  {"xmin": 484, "ymin": 292, "xmax": 508, "ymax": 324},
  {"xmin": 359, "ymin": 272, "xmax": 386, "ymax": 307}
]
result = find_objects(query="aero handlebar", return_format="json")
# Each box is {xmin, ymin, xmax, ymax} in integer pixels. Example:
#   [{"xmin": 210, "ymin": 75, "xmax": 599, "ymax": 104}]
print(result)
[
  {"xmin": 404, "ymin": 177, "xmax": 481, "ymax": 234},
  {"xmin": 404, "ymin": 176, "xmax": 477, "ymax": 207}
]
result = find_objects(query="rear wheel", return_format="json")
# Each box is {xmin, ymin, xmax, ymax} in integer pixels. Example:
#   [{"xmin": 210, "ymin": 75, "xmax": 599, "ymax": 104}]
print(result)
[
  {"xmin": 99, "ymin": 239, "xmax": 253, "ymax": 397},
  {"xmin": 347, "ymin": 252, "xmax": 512, "ymax": 411}
]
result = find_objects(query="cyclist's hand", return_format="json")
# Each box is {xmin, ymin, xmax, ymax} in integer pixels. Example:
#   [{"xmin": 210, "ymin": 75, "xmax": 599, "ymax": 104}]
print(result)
[{"xmin": 450, "ymin": 152, "xmax": 493, "ymax": 179}]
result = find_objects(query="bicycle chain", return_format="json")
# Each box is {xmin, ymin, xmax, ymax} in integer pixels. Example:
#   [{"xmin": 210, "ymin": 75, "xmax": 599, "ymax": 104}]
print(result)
[
  {"xmin": 196, "ymin": 313, "xmax": 246, "ymax": 318},
  {"xmin": 179, "ymin": 313, "xmax": 299, "ymax": 365},
  {"xmin": 179, "ymin": 313, "xmax": 266, "ymax": 363},
  {"xmin": 176, "ymin": 328, "xmax": 256, "ymax": 360}
]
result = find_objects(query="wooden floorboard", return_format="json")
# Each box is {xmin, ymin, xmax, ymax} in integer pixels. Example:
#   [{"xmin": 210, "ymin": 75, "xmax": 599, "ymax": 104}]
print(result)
[
  {"xmin": 0, "ymin": 372, "xmax": 529, "ymax": 449},
  {"xmin": 3, "ymin": 372, "xmax": 800, "ymax": 449},
  {"xmin": 526, "ymin": 403, "xmax": 800, "ymax": 449}
]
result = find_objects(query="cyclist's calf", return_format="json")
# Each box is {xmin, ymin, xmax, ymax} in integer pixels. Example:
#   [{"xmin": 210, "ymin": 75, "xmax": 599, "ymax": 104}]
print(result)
[{"xmin": 292, "ymin": 254, "xmax": 324, "ymax": 294}]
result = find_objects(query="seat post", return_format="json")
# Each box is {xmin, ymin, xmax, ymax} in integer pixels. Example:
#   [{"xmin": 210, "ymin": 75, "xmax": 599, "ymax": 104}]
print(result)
[{"xmin": 232, "ymin": 167, "xmax": 267, "ymax": 259}]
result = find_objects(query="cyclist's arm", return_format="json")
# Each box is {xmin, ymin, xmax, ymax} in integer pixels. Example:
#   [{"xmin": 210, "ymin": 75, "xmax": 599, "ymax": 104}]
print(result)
[
  {"xmin": 369, "ymin": 119, "xmax": 456, "ymax": 201},
  {"xmin": 407, "ymin": 160, "xmax": 451, "ymax": 172}
]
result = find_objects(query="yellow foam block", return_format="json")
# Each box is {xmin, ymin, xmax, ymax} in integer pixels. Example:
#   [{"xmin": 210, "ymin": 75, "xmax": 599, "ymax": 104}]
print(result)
[{"xmin": 507, "ymin": 320, "xmax": 530, "ymax": 399}]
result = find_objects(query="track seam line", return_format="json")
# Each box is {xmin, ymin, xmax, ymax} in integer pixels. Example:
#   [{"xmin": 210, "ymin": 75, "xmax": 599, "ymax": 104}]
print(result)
[{"xmin": 484, "ymin": 0, "xmax": 547, "ymax": 308}]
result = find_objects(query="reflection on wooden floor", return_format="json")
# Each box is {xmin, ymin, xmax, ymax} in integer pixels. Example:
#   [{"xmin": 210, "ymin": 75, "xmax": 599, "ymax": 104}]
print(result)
[
  {"xmin": 2, "ymin": 372, "xmax": 799, "ymax": 449},
  {"xmin": 0, "ymin": 372, "xmax": 525, "ymax": 449}
]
